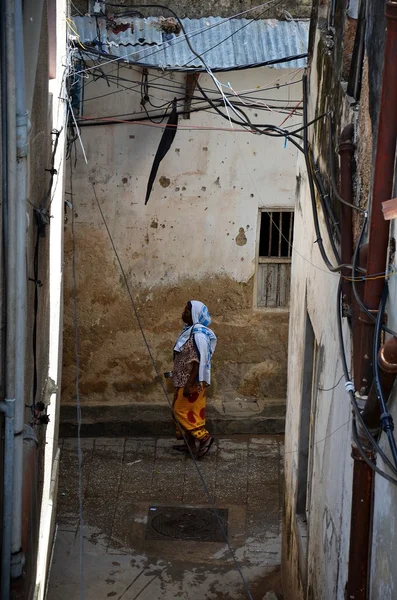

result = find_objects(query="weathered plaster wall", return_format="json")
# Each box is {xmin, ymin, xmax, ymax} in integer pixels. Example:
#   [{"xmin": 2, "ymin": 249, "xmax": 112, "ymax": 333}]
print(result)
[
  {"xmin": 62, "ymin": 66, "xmax": 301, "ymax": 409},
  {"xmin": 282, "ymin": 8, "xmax": 357, "ymax": 599},
  {"xmin": 283, "ymin": 1, "xmax": 397, "ymax": 599},
  {"xmin": 369, "ymin": 170, "xmax": 397, "ymax": 600},
  {"xmin": 282, "ymin": 154, "xmax": 354, "ymax": 600},
  {"xmin": 72, "ymin": 0, "xmax": 312, "ymax": 19}
]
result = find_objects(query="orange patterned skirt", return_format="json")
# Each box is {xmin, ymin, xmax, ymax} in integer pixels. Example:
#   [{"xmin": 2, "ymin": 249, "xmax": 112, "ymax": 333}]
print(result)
[{"xmin": 173, "ymin": 385, "xmax": 209, "ymax": 441}]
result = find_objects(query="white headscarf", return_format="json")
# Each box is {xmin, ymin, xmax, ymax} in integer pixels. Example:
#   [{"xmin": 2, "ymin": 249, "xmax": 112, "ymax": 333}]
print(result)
[{"xmin": 174, "ymin": 300, "xmax": 217, "ymax": 385}]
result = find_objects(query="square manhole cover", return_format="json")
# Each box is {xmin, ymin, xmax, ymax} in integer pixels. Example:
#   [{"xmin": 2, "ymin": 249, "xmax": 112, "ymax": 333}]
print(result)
[{"xmin": 145, "ymin": 506, "xmax": 228, "ymax": 542}]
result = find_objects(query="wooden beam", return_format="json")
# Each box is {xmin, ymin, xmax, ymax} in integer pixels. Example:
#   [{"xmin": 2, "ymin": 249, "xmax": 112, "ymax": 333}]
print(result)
[{"xmin": 183, "ymin": 72, "xmax": 199, "ymax": 119}]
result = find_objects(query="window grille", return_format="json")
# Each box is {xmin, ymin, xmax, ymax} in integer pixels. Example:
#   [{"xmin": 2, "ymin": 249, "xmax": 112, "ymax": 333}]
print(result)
[{"xmin": 257, "ymin": 210, "xmax": 294, "ymax": 308}]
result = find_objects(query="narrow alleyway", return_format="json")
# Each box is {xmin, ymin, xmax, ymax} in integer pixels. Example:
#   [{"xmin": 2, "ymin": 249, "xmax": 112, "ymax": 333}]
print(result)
[{"xmin": 48, "ymin": 435, "xmax": 284, "ymax": 599}]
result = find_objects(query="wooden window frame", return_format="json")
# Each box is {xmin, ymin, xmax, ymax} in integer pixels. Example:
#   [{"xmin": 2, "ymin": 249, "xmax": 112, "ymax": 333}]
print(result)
[{"xmin": 254, "ymin": 207, "xmax": 294, "ymax": 310}]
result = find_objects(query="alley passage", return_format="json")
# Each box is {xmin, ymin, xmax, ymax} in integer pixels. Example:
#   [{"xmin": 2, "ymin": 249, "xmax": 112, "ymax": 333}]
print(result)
[{"xmin": 48, "ymin": 436, "xmax": 284, "ymax": 600}]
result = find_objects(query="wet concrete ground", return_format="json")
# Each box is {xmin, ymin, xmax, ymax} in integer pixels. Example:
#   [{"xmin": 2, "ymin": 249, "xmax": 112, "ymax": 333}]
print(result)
[{"xmin": 48, "ymin": 435, "xmax": 284, "ymax": 600}]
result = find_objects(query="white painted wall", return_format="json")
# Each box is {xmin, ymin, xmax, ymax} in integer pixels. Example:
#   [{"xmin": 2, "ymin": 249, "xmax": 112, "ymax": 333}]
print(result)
[
  {"xmin": 369, "ymin": 215, "xmax": 397, "ymax": 600},
  {"xmin": 74, "ymin": 65, "xmax": 302, "ymax": 289},
  {"xmin": 283, "ymin": 154, "xmax": 354, "ymax": 598}
]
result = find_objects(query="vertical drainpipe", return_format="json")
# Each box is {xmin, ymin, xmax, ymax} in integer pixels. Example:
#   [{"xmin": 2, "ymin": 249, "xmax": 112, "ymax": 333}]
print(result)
[
  {"xmin": 355, "ymin": 0, "xmax": 397, "ymax": 396},
  {"xmin": 346, "ymin": 445, "xmax": 374, "ymax": 600},
  {"xmin": 347, "ymin": 3, "xmax": 397, "ymax": 599},
  {"xmin": 338, "ymin": 124, "xmax": 354, "ymax": 307},
  {"xmin": 11, "ymin": 0, "xmax": 28, "ymax": 580},
  {"xmin": 1, "ymin": 0, "xmax": 18, "ymax": 594}
]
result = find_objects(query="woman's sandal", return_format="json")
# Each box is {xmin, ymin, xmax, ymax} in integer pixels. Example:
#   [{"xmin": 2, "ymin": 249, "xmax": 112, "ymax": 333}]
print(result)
[
  {"xmin": 197, "ymin": 437, "xmax": 214, "ymax": 459},
  {"xmin": 172, "ymin": 444, "xmax": 190, "ymax": 453}
]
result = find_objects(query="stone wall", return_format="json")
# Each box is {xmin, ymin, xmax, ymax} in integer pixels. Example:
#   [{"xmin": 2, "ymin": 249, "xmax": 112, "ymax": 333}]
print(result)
[
  {"xmin": 72, "ymin": 0, "xmax": 312, "ymax": 19},
  {"xmin": 61, "ymin": 66, "xmax": 301, "ymax": 416},
  {"xmin": 281, "ymin": 0, "xmax": 397, "ymax": 599}
]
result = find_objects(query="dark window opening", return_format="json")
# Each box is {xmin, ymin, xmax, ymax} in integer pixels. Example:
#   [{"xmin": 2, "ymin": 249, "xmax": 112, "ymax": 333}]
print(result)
[{"xmin": 259, "ymin": 211, "xmax": 294, "ymax": 258}]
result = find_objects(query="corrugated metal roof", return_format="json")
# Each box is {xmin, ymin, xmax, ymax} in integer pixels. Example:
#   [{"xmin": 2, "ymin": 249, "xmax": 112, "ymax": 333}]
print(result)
[{"xmin": 73, "ymin": 16, "xmax": 309, "ymax": 70}]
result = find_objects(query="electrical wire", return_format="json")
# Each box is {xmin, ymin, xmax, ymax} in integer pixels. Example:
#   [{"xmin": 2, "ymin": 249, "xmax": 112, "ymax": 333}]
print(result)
[
  {"xmin": 302, "ymin": 74, "xmax": 344, "ymax": 272},
  {"xmin": 72, "ymin": 4, "xmax": 307, "ymax": 144},
  {"xmin": 373, "ymin": 283, "xmax": 397, "ymax": 468},
  {"xmin": 82, "ymin": 73, "xmax": 304, "ymax": 111},
  {"xmin": 69, "ymin": 159, "xmax": 86, "ymax": 600},
  {"xmin": 80, "ymin": 55, "xmax": 303, "ymax": 98},
  {"xmin": 351, "ymin": 213, "xmax": 397, "ymax": 336},
  {"xmin": 318, "ymin": 373, "xmax": 345, "ymax": 392},
  {"xmin": 194, "ymin": 78, "xmax": 305, "ymax": 151},
  {"xmin": 352, "ymin": 419, "xmax": 397, "ymax": 487},
  {"xmin": 284, "ymin": 417, "xmax": 351, "ymax": 454},
  {"xmin": 181, "ymin": 0, "xmax": 285, "ymax": 68},
  {"xmin": 77, "ymin": 41, "xmax": 308, "ymax": 74},
  {"xmin": 87, "ymin": 180, "xmax": 254, "ymax": 600},
  {"xmin": 327, "ymin": 112, "xmax": 366, "ymax": 214},
  {"xmin": 310, "ymin": 152, "xmax": 341, "ymax": 263},
  {"xmin": 336, "ymin": 278, "xmax": 397, "ymax": 480},
  {"xmin": 73, "ymin": 0, "xmax": 305, "ymax": 75}
]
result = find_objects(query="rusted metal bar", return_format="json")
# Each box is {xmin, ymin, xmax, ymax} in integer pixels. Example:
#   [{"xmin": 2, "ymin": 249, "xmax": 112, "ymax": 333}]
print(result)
[
  {"xmin": 352, "ymin": 243, "xmax": 368, "ymax": 391},
  {"xmin": 338, "ymin": 123, "xmax": 354, "ymax": 307},
  {"xmin": 348, "ymin": 4, "xmax": 397, "ymax": 598},
  {"xmin": 346, "ymin": 444, "xmax": 374, "ymax": 600},
  {"xmin": 355, "ymin": 1, "xmax": 397, "ymax": 395}
]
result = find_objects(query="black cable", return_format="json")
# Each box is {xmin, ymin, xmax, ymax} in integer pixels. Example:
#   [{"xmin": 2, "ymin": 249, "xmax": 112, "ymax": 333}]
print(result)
[
  {"xmin": 351, "ymin": 214, "xmax": 397, "ymax": 337},
  {"xmin": 318, "ymin": 373, "xmax": 345, "ymax": 392},
  {"xmin": 373, "ymin": 283, "xmax": 397, "ymax": 468},
  {"xmin": 312, "ymin": 159, "xmax": 340, "ymax": 238},
  {"xmin": 77, "ymin": 42, "xmax": 308, "ymax": 74},
  {"xmin": 76, "ymin": 101, "xmax": 305, "ymax": 139},
  {"xmin": 327, "ymin": 113, "xmax": 366, "ymax": 214},
  {"xmin": 72, "ymin": 6, "xmax": 308, "ymax": 143},
  {"xmin": 336, "ymin": 278, "xmax": 397, "ymax": 478},
  {"xmin": 181, "ymin": 0, "xmax": 285, "ymax": 68},
  {"xmin": 82, "ymin": 57, "xmax": 304, "ymax": 97},
  {"xmin": 194, "ymin": 77, "xmax": 305, "ymax": 151},
  {"xmin": 90, "ymin": 180, "xmax": 254, "ymax": 600},
  {"xmin": 352, "ymin": 419, "xmax": 397, "ymax": 487},
  {"xmin": 311, "ymin": 155, "xmax": 341, "ymax": 263},
  {"xmin": 91, "ymin": 0, "xmax": 307, "ymax": 74},
  {"xmin": 31, "ymin": 228, "xmax": 40, "ymax": 415},
  {"xmin": 302, "ymin": 74, "xmax": 342, "ymax": 272},
  {"xmin": 83, "ymin": 70, "xmax": 304, "ymax": 113}
]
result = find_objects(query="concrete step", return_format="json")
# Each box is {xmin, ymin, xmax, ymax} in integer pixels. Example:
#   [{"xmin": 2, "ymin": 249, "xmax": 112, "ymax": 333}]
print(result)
[{"xmin": 60, "ymin": 398, "xmax": 286, "ymax": 437}]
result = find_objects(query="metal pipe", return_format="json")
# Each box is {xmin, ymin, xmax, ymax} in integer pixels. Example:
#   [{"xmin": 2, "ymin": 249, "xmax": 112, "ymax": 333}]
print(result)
[
  {"xmin": 338, "ymin": 124, "xmax": 354, "ymax": 307},
  {"xmin": 362, "ymin": 336, "xmax": 397, "ymax": 429},
  {"xmin": 1, "ymin": 0, "xmax": 18, "ymax": 592},
  {"xmin": 355, "ymin": 1, "xmax": 397, "ymax": 394},
  {"xmin": 347, "ymin": 4, "xmax": 397, "ymax": 597},
  {"xmin": 355, "ymin": 1, "xmax": 397, "ymax": 396},
  {"xmin": 11, "ymin": 0, "xmax": 28, "ymax": 577},
  {"xmin": 0, "ymin": 401, "xmax": 15, "ymax": 600},
  {"xmin": 346, "ymin": 444, "xmax": 374, "ymax": 600}
]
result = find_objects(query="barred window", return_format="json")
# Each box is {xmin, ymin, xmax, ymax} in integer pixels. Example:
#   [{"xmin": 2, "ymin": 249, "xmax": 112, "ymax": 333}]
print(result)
[{"xmin": 257, "ymin": 210, "xmax": 294, "ymax": 308}]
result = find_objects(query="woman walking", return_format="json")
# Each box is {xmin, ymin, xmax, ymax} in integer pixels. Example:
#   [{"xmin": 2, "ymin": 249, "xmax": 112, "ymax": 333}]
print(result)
[{"xmin": 171, "ymin": 300, "xmax": 217, "ymax": 458}]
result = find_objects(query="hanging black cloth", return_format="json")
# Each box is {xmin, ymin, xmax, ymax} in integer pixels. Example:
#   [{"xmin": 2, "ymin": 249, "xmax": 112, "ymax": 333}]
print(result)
[{"xmin": 145, "ymin": 98, "xmax": 178, "ymax": 205}]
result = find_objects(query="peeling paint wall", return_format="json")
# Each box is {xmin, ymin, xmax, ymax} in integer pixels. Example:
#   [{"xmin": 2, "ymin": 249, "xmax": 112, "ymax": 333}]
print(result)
[
  {"xmin": 72, "ymin": 0, "xmax": 312, "ymax": 19},
  {"xmin": 283, "ymin": 1, "xmax": 397, "ymax": 599},
  {"xmin": 62, "ymin": 66, "xmax": 302, "ymax": 411},
  {"xmin": 282, "ymin": 157, "xmax": 354, "ymax": 600}
]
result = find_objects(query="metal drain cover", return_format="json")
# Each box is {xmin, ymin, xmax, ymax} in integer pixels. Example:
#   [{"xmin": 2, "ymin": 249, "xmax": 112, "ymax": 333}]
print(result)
[{"xmin": 146, "ymin": 506, "xmax": 228, "ymax": 542}]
